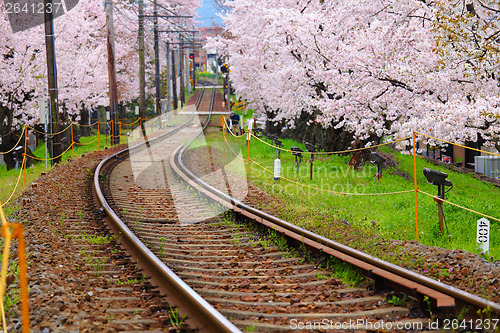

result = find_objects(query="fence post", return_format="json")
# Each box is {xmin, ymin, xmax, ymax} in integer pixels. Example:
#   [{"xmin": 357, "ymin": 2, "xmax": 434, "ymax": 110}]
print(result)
[
  {"xmin": 97, "ymin": 122, "xmax": 100, "ymax": 151},
  {"xmin": 111, "ymin": 119, "xmax": 114, "ymax": 147},
  {"xmin": 247, "ymin": 130, "xmax": 251, "ymax": 177},
  {"xmin": 0, "ymin": 206, "xmax": 30, "ymax": 333},
  {"xmin": 413, "ymin": 132, "xmax": 419, "ymax": 242},
  {"xmin": 222, "ymin": 117, "xmax": 226, "ymax": 160},
  {"xmin": 71, "ymin": 122, "xmax": 74, "ymax": 159},
  {"xmin": 16, "ymin": 224, "xmax": 30, "ymax": 333}
]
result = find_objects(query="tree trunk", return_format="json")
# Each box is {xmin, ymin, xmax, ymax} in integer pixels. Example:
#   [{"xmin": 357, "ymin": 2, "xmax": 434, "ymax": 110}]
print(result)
[
  {"xmin": 0, "ymin": 104, "xmax": 17, "ymax": 169},
  {"xmin": 285, "ymin": 111, "xmax": 356, "ymax": 153},
  {"xmin": 79, "ymin": 106, "xmax": 91, "ymax": 137}
]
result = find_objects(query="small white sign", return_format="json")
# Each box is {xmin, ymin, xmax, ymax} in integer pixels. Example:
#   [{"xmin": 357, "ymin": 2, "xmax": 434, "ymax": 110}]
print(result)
[
  {"xmin": 135, "ymin": 106, "xmax": 139, "ymax": 115},
  {"xmin": 106, "ymin": 111, "xmax": 110, "ymax": 121},
  {"xmin": 274, "ymin": 158, "xmax": 281, "ymax": 180},
  {"xmin": 476, "ymin": 218, "xmax": 490, "ymax": 253},
  {"xmin": 39, "ymin": 98, "xmax": 49, "ymax": 124}
]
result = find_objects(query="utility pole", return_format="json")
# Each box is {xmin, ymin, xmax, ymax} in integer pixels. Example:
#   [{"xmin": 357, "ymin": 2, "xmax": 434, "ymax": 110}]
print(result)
[
  {"xmin": 153, "ymin": 0, "xmax": 161, "ymax": 116},
  {"xmin": 138, "ymin": 0, "xmax": 147, "ymax": 136},
  {"xmin": 227, "ymin": 72, "xmax": 231, "ymax": 113},
  {"xmin": 106, "ymin": 0, "xmax": 119, "ymax": 145},
  {"xmin": 44, "ymin": 0, "xmax": 61, "ymax": 165},
  {"xmin": 215, "ymin": 52, "xmax": 219, "ymax": 85},
  {"xmin": 179, "ymin": 37, "xmax": 185, "ymax": 106},
  {"xmin": 186, "ymin": 46, "xmax": 192, "ymax": 95},
  {"xmin": 172, "ymin": 50, "xmax": 178, "ymax": 112},
  {"xmin": 192, "ymin": 49, "xmax": 196, "ymax": 90},
  {"xmin": 166, "ymin": 42, "xmax": 172, "ymax": 115}
]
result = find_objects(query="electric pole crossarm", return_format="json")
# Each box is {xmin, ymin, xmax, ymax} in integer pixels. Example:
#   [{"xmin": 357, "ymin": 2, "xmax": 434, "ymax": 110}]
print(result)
[{"xmin": 140, "ymin": 15, "xmax": 193, "ymax": 18}]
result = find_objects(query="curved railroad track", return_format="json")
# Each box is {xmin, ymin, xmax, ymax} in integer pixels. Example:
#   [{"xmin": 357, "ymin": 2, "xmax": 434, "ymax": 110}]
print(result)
[{"xmin": 93, "ymin": 84, "xmax": 500, "ymax": 332}]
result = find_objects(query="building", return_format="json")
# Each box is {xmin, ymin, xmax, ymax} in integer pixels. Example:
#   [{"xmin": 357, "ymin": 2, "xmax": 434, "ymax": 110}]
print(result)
[{"xmin": 195, "ymin": 27, "xmax": 223, "ymax": 73}]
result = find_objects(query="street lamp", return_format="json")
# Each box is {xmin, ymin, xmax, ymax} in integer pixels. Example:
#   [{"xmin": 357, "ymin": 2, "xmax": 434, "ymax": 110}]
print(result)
[
  {"xmin": 273, "ymin": 138, "xmax": 284, "ymax": 158},
  {"xmin": 423, "ymin": 167, "xmax": 453, "ymax": 236},
  {"xmin": 370, "ymin": 152, "xmax": 386, "ymax": 184},
  {"xmin": 291, "ymin": 146, "xmax": 303, "ymax": 174},
  {"xmin": 305, "ymin": 142, "xmax": 317, "ymax": 180}
]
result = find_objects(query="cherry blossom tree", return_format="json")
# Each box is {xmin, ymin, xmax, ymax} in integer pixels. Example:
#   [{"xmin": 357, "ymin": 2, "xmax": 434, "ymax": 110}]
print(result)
[
  {"xmin": 0, "ymin": 0, "xmax": 199, "ymax": 152},
  {"xmin": 210, "ymin": 0, "xmax": 500, "ymax": 149}
]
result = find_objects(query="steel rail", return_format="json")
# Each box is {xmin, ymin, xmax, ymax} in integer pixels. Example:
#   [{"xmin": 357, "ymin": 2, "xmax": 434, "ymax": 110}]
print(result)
[
  {"xmin": 173, "ymin": 127, "xmax": 500, "ymax": 317},
  {"xmin": 93, "ymin": 84, "xmax": 241, "ymax": 333}
]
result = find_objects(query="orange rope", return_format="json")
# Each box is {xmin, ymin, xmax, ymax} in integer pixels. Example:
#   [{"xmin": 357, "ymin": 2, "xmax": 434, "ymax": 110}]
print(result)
[
  {"xmin": 416, "ymin": 132, "xmax": 500, "ymax": 157},
  {"xmin": 28, "ymin": 123, "xmax": 72, "ymax": 136},
  {"xmin": 418, "ymin": 190, "xmax": 500, "ymax": 223},
  {"xmin": 0, "ymin": 131, "xmax": 24, "ymax": 155},
  {"xmin": 224, "ymin": 136, "xmax": 414, "ymax": 196},
  {"xmin": 26, "ymin": 143, "xmax": 74, "ymax": 161},
  {"xmin": 1, "ymin": 155, "xmax": 25, "ymax": 207}
]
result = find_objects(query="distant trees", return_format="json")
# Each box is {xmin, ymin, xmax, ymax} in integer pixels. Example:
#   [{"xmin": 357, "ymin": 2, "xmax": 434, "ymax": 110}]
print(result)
[
  {"xmin": 0, "ymin": 0, "xmax": 199, "ymax": 147},
  {"xmin": 210, "ymin": 0, "xmax": 500, "ymax": 149}
]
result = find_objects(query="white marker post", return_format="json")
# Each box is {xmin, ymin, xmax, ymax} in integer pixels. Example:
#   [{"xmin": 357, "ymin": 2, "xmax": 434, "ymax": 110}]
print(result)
[
  {"xmin": 247, "ymin": 118, "xmax": 253, "ymax": 143},
  {"xmin": 274, "ymin": 158, "xmax": 281, "ymax": 180},
  {"xmin": 39, "ymin": 98, "xmax": 49, "ymax": 169},
  {"xmin": 476, "ymin": 218, "xmax": 490, "ymax": 253}
]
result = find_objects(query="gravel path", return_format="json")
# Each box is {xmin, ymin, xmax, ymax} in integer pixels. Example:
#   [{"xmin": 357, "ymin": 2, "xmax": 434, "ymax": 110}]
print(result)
[{"xmin": 6, "ymin": 147, "xmax": 182, "ymax": 332}]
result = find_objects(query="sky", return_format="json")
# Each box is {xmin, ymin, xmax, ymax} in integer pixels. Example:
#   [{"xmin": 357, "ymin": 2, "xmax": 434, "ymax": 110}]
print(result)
[{"xmin": 196, "ymin": 0, "xmax": 224, "ymax": 27}]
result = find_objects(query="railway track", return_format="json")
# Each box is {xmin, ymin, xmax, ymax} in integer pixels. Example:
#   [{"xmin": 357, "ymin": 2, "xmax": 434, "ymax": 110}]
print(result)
[{"xmin": 93, "ymin": 84, "xmax": 500, "ymax": 332}]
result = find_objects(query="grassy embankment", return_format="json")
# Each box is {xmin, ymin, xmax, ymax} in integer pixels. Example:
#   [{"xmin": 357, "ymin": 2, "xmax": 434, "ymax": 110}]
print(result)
[
  {"xmin": 199, "ymin": 129, "xmax": 499, "ymax": 262},
  {"xmin": 0, "ymin": 134, "xmax": 113, "ymax": 216}
]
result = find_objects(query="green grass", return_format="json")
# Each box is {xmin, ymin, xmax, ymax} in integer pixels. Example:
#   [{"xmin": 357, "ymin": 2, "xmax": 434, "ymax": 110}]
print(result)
[
  {"xmin": 197, "ymin": 71, "xmax": 217, "ymax": 79},
  {"xmin": 79, "ymin": 233, "xmax": 113, "ymax": 244},
  {"xmin": 1, "ymin": 132, "xmax": 112, "ymax": 215},
  {"xmin": 204, "ymin": 132, "xmax": 500, "ymax": 260}
]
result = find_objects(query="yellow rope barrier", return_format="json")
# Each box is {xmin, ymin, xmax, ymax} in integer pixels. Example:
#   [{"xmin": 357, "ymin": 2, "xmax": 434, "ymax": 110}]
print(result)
[
  {"xmin": 418, "ymin": 190, "xmax": 500, "ymax": 223},
  {"xmin": 0, "ymin": 205, "xmax": 30, "ymax": 333},
  {"xmin": 77, "ymin": 121, "xmax": 99, "ymax": 128},
  {"xmin": 223, "ymin": 116, "xmax": 246, "ymax": 138},
  {"xmin": 0, "ymin": 131, "xmax": 24, "ymax": 155},
  {"xmin": 74, "ymin": 136, "xmax": 99, "ymax": 146},
  {"xmin": 119, "ymin": 118, "xmax": 141, "ymax": 127},
  {"xmin": 250, "ymin": 133, "xmax": 412, "ymax": 155},
  {"xmin": 222, "ymin": 116, "xmax": 412, "ymax": 155},
  {"xmin": 252, "ymin": 158, "xmax": 414, "ymax": 196},
  {"xmin": 0, "ymin": 205, "xmax": 11, "ymax": 333},
  {"xmin": 26, "ymin": 143, "xmax": 74, "ymax": 161},
  {"xmin": 416, "ymin": 132, "xmax": 500, "ymax": 157},
  {"xmin": 2, "ymin": 156, "xmax": 25, "ymax": 207},
  {"xmin": 224, "ymin": 136, "xmax": 414, "ymax": 196},
  {"xmin": 28, "ymin": 123, "xmax": 72, "ymax": 136}
]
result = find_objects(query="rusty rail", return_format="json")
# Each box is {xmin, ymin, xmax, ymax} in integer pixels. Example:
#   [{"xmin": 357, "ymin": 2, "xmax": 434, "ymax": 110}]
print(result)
[
  {"xmin": 93, "ymin": 85, "xmax": 241, "ymax": 333},
  {"xmin": 172, "ymin": 131, "xmax": 500, "ymax": 317},
  {"xmin": 93, "ymin": 82, "xmax": 499, "ymax": 333}
]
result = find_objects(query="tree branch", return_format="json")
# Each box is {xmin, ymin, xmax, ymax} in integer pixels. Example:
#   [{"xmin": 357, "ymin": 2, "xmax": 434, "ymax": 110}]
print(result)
[
  {"xmin": 379, "ymin": 76, "xmax": 414, "ymax": 92},
  {"xmin": 313, "ymin": 35, "xmax": 330, "ymax": 63},
  {"xmin": 477, "ymin": 0, "xmax": 500, "ymax": 13}
]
